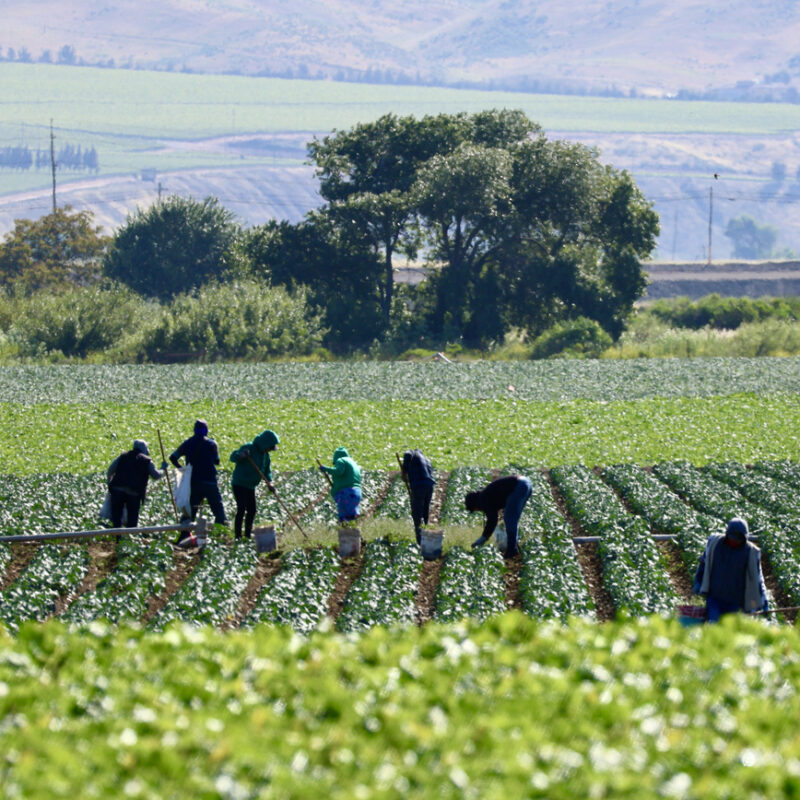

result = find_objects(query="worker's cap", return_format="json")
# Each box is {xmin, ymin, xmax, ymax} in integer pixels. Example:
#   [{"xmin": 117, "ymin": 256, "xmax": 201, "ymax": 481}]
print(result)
[
  {"xmin": 725, "ymin": 517, "xmax": 749, "ymax": 542},
  {"xmin": 133, "ymin": 439, "xmax": 150, "ymax": 455}
]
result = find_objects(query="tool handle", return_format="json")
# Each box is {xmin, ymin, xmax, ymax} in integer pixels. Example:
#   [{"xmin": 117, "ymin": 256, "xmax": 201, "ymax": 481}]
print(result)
[{"xmin": 157, "ymin": 429, "xmax": 180, "ymax": 522}]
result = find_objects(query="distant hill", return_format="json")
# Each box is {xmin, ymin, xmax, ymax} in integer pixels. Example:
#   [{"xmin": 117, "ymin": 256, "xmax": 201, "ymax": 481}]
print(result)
[{"xmin": 4, "ymin": 0, "xmax": 800, "ymax": 99}]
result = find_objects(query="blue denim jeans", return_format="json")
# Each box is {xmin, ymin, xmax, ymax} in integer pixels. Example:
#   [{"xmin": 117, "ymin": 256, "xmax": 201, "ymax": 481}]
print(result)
[
  {"xmin": 706, "ymin": 595, "xmax": 742, "ymax": 622},
  {"xmin": 503, "ymin": 476, "xmax": 533, "ymax": 557},
  {"xmin": 335, "ymin": 487, "xmax": 362, "ymax": 521}
]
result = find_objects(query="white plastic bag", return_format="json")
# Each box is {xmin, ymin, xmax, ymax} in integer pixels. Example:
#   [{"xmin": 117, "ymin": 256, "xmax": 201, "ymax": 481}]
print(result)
[
  {"xmin": 174, "ymin": 464, "xmax": 193, "ymax": 517},
  {"xmin": 99, "ymin": 490, "xmax": 128, "ymax": 526}
]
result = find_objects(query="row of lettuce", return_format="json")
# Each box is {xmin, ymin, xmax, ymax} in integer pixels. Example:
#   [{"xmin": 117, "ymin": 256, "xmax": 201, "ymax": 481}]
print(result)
[{"xmin": 2, "ymin": 460, "xmax": 800, "ymax": 632}]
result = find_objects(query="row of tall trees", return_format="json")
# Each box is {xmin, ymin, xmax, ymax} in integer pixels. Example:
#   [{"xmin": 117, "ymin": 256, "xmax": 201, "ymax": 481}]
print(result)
[
  {"xmin": 0, "ymin": 110, "xmax": 660, "ymax": 354},
  {"xmin": 0, "ymin": 144, "xmax": 99, "ymax": 172}
]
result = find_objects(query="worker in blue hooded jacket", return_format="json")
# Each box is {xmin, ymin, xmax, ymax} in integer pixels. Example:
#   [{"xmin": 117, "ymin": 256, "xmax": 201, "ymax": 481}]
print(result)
[
  {"xmin": 319, "ymin": 447, "xmax": 362, "ymax": 522},
  {"xmin": 229, "ymin": 429, "xmax": 280, "ymax": 539}
]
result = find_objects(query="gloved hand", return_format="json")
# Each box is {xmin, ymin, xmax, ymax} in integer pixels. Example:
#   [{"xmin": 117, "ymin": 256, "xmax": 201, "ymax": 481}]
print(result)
[
  {"xmin": 319, "ymin": 465, "xmax": 326, "ymax": 473},
  {"xmin": 241, "ymin": 448, "xmax": 250, "ymax": 458},
  {"xmin": 471, "ymin": 535, "xmax": 488, "ymax": 550},
  {"xmin": 160, "ymin": 460, "xmax": 168, "ymax": 471},
  {"xmin": 267, "ymin": 483, "xmax": 276, "ymax": 494}
]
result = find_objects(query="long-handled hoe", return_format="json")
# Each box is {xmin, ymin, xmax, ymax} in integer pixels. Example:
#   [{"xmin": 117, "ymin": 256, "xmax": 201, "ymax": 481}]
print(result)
[
  {"xmin": 157, "ymin": 428, "xmax": 180, "ymax": 522},
  {"xmin": 245, "ymin": 454, "xmax": 308, "ymax": 540}
]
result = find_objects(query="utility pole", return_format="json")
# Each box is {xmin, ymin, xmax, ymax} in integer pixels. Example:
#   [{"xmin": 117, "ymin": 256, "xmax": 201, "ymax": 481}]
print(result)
[
  {"xmin": 707, "ymin": 186, "xmax": 713, "ymax": 265},
  {"xmin": 50, "ymin": 119, "xmax": 57, "ymax": 213},
  {"xmin": 157, "ymin": 181, "xmax": 163, "ymax": 201}
]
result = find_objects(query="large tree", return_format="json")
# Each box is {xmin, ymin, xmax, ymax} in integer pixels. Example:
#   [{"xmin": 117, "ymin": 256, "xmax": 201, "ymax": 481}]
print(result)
[
  {"xmin": 104, "ymin": 195, "xmax": 241, "ymax": 300},
  {"xmin": 0, "ymin": 206, "xmax": 108, "ymax": 292},
  {"xmin": 307, "ymin": 110, "xmax": 538, "ymax": 326},
  {"xmin": 243, "ymin": 212, "xmax": 385, "ymax": 352},
  {"xmin": 413, "ymin": 129, "xmax": 659, "ymax": 345}
]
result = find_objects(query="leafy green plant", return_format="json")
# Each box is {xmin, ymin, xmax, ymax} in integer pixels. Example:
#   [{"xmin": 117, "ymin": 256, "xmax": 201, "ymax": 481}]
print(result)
[
  {"xmin": 336, "ymin": 538, "xmax": 422, "ymax": 632},
  {"xmin": 245, "ymin": 547, "xmax": 339, "ymax": 634},
  {"xmin": 433, "ymin": 546, "xmax": 506, "ymax": 622}
]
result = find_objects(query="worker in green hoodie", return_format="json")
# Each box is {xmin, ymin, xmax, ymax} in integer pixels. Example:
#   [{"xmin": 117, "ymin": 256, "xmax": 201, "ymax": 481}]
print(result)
[
  {"xmin": 319, "ymin": 446, "xmax": 362, "ymax": 522},
  {"xmin": 229, "ymin": 429, "xmax": 280, "ymax": 539}
]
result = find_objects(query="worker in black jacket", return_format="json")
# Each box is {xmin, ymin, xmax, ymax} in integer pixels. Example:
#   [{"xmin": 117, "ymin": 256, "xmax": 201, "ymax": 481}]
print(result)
[
  {"xmin": 107, "ymin": 439, "xmax": 165, "ymax": 528},
  {"xmin": 402, "ymin": 449, "xmax": 437, "ymax": 544},
  {"xmin": 465, "ymin": 474, "xmax": 533, "ymax": 558},
  {"xmin": 169, "ymin": 419, "xmax": 228, "ymax": 526}
]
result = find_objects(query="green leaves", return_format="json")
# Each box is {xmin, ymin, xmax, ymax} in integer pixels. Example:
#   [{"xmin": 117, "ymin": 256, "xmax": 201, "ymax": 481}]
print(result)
[{"xmin": 336, "ymin": 538, "xmax": 422, "ymax": 632}]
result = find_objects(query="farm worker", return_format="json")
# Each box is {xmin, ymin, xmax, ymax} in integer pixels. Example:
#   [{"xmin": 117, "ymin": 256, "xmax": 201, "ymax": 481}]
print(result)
[
  {"xmin": 692, "ymin": 517, "xmax": 768, "ymax": 622},
  {"xmin": 229, "ymin": 429, "xmax": 280, "ymax": 540},
  {"xmin": 107, "ymin": 439, "xmax": 166, "ymax": 529},
  {"xmin": 465, "ymin": 474, "xmax": 533, "ymax": 559},
  {"xmin": 402, "ymin": 449, "xmax": 436, "ymax": 544},
  {"xmin": 169, "ymin": 419, "xmax": 228, "ymax": 527},
  {"xmin": 319, "ymin": 447, "xmax": 362, "ymax": 522}
]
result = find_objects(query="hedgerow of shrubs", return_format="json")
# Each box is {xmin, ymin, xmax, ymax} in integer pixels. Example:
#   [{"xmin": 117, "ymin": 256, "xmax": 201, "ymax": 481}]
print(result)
[{"xmin": 0, "ymin": 279, "xmax": 325, "ymax": 362}]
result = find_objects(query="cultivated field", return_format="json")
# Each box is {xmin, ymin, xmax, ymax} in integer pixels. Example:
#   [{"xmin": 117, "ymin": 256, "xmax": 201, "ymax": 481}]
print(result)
[{"xmin": 2, "ymin": 358, "xmax": 800, "ymax": 797}]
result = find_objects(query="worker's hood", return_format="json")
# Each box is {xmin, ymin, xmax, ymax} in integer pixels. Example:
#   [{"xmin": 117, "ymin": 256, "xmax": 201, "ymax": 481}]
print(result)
[
  {"xmin": 254, "ymin": 430, "xmax": 280, "ymax": 451},
  {"xmin": 333, "ymin": 446, "xmax": 349, "ymax": 462}
]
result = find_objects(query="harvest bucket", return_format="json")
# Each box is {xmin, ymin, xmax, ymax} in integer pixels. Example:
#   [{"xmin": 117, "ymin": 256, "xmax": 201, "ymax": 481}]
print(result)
[
  {"xmin": 338, "ymin": 527, "xmax": 361, "ymax": 558},
  {"xmin": 494, "ymin": 523, "xmax": 507, "ymax": 552},
  {"xmin": 420, "ymin": 529, "xmax": 444, "ymax": 560},
  {"xmin": 254, "ymin": 525, "xmax": 277, "ymax": 553},
  {"xmin": 677, "ymin": 603, "xmax": 706, "ymax": 626}
]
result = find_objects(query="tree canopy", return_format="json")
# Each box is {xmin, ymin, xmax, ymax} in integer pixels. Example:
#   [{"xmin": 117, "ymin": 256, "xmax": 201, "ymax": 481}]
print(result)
[
  {"xmin": 103, "ymin": 195, "xmax": 241, "ymax": 300},
  {"xmin": 0, "ymin": 206, "xmax": 108, "ymax": 292},
  {"xmin": 305, "ymin": 109, "xmax": 658, "ymax": 348}
]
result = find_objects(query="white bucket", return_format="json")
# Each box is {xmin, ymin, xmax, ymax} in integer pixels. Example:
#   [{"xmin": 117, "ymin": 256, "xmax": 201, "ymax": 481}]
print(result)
[
  {"xmin": 254, "ymin": 525, "xmax": 277, "ymax": 553},
  {"xmin": 494, "ymin": 523, "xmax": 507, "ymax": 552},
  {"xmin": 338, "ymin": 528, "xmax": 361, "ymax": 558},
  {"xmin": 420, "ymin": 529, "xmax": 444, "ymax": 560}
]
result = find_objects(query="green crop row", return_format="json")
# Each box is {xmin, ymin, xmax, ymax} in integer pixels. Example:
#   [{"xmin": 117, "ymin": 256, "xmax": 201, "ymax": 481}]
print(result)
[
  {"xmin": 3, "ymin": 359, "xmax": 800, "ymax": 405},
  {"xmin": 64, "ymin": 536, "xmax": 174, "ymax": 626},
  {"xmin": 4, "ymin": 614, "xmax": 800, "ymax": 798},
  {"xmin": 514, "ymin": 469, "xmax": 595, "ymax": 620},
  {"xmin": 336, "ymin": 539, "xmax": 422, "ymax": 633},
  {"xmin": 0, "ymin": 545, "xmax": 89, "ymax": 633},
  {"xmin": 150, "ymin": 539, "xmax": 258, "ymax": 629},
  {"xmin": 433, "ymin": 546, "xmax": 507, "ymax": 623},
  {"xmin": 5, "ymin": 392, "xmax": 800, "ymax": 476},
  {"xmin": 245, "ymin": 547, "xmax": 340, "ymax": 634},
  {"xmin": 551, "ymin": 464, "xmax": 676, "ymax": 615}
]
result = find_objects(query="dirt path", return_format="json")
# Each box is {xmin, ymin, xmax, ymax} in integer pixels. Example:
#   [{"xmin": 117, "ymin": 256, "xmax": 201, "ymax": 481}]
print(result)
[
  {"xmin": 227, "ymin": 552, "xmax": 285, "ymax": 629},
  {"xmin": 503, "ymin": 553, "xmax": 524, "ymax": 611},
  {"xmin": 326, "ymin": 550, "xmax": 365, "ymax": 623},
  {"xmin": 0, "ymin": 543, "xmax": 39, "ymax": 592},
  {"xmin": 544, "ymin": 469, "xmax": 616, "ymax": 621},
  {"xmin": 415, "ymin": 558, "xmax": 444, "ymax": 625},
  {"xmin": 141, "ymin": 547, "xmax": 200, "ymax": 625},
  {"xmin": 55, "ymin": 541, "xmax": 118, "ymax": 615}
]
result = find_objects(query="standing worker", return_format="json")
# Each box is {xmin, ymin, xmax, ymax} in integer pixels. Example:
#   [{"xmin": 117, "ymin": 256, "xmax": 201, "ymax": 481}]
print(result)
[
  {"xmin": 229, "ymin": 429, "xmax": 280, "ymax": 540},
  {"xmin": 169, "ymin": 419, "xmax": 228, "ymax": 527},
  {"xmin": 107, "ymin": 439, "xmax": 166, "ymax": 529},
  {"xmin": 693, "ymin": 517, "xmax": 768, "ymax": 622},
  {"xmin": 402, "ymin": 449, "xmax": 436, "ymax": 544},
  {"xmin": 465, "ymin": 474, "xmax": 533, "ymax": 559},
  {"xmin": 319, "ymin": 447, "xmax": 362, "ymax": 522}
]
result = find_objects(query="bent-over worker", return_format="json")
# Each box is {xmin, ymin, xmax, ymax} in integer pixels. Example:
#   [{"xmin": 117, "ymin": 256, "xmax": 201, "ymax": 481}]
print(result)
[{"xmin": 465, "ymin": 474, "xmax": 533, "ymax": 559}]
